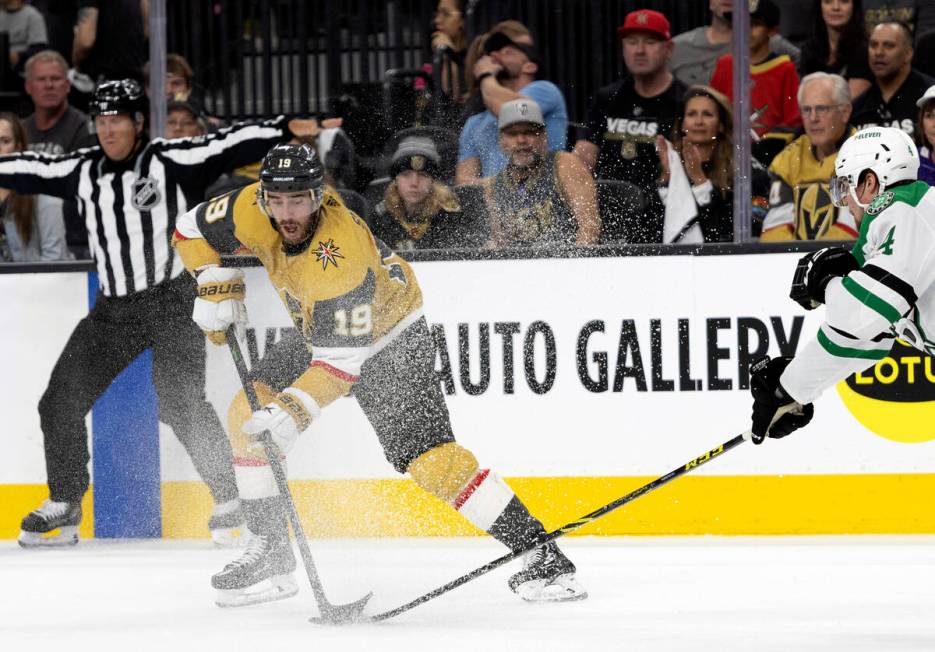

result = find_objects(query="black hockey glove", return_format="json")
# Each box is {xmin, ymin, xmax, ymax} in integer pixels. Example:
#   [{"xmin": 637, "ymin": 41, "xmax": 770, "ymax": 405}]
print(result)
[
  {"xmin": 749, "ymin": 356, "xmax": 814, "ymax": 444},
  {"xmin": 789, "ymin": 247, "xmax": 859, "ymax": 310}
]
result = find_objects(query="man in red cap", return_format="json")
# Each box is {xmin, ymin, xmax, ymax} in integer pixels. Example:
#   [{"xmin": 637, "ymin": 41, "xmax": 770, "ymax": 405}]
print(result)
[{"xmin": 573, "ymin": 9, "xmax": 686, "ymax": 243}]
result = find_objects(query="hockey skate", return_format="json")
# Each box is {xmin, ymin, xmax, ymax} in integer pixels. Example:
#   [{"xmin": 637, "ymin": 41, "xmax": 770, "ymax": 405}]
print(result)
[
  {"xmin": 212, "ymin": 530, "xmax": 298, "ymax": 607},
  {"xmin": 18, "ymin": 500, "xmax": 82, "ymax": 548},
  {"xmin": 208, "ymin": 500, "xmax": 245, "ymax": 547},
  {"xmin": 508, "ymin": 540, "xmax": 588, "ymax": 602}
]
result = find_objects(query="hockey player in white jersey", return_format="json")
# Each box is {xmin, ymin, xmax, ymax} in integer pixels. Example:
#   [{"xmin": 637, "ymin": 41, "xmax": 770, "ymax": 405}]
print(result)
[{"xmin": 749, "ymin": 126, "xmax": 935, "ymax": 441}]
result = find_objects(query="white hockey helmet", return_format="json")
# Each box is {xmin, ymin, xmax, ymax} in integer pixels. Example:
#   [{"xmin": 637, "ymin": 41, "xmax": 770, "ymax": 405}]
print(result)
[{"xmin": 829, "ymin": 127, "xmax": 919, "ymax": 208}]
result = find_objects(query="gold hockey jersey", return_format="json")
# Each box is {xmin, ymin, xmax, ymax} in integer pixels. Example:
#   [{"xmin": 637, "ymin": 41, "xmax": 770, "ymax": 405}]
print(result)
[
  {"xmin": 172, "ymin": 183, "xmax": 424, "ymax": 408},
  {"xmin": 761, "ymin": 132, "xmax": 858, "ymax": 241}
]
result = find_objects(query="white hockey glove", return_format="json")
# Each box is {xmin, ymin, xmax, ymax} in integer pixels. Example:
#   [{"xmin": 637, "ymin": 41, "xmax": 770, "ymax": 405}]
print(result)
[
  {"xmin": 242, "ymin": 392, "xmax": 317, "ymax": 456},
  {"xmin": 192, "ymin": 266, "xmax": 247, "ymax": 345}
]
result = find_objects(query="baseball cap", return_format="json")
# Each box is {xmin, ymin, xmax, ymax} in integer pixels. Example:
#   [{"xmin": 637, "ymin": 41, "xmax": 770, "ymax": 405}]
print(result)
[
  {"xmin": 167, "ymin": 99, "xmax": 203, "ymax": 120},
  {"xmin": 390, "ymin": 136, "xmax": 441, "ymax": 178},
  {"xmin": 483, "ymin": 31, "xmax": 540, "ymax": 64},
  {"xmin": 917, "ymin": 84, "xmax": 935, "ymax": 107},
  {"xmin": 750, "ymin": 0, "xmax": 781, "ymax": 28},
  {"xmin": 498, "ymin": 98, "xmax": 545, "ymax": 131},
  {"xmin": 617, "ymin": 9, "xmax": 671, "ymax": 41}
]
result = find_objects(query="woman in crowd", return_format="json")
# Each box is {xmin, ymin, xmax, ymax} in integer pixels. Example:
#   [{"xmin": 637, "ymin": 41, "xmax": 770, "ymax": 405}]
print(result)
[
  {"xmin": 799, "ymin": 0, "xmax": 871, "ymax": 99},
  {"xmin": 370, "ymin": 136, "xmax": 487, "ymax": 250},
  {"xmin": 915, "ymin": 86, "xmax": 935, "ymax": 185},
  {"xmin": 655, "ymin": 86, "xmax": 768, "ymax": 243},
  {"xmin": 0, "ymin": 113, "xmax": 69, "ymax": 262}
]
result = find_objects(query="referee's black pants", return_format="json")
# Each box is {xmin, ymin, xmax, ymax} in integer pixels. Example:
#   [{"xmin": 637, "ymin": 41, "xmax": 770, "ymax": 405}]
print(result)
[{"xmin": 37, "ymin": 273, "xmax": 238, "ymax": 507}]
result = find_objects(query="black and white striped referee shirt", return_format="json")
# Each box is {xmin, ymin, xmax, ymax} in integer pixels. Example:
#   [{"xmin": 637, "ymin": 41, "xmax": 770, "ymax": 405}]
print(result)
[{"xmin": 0, "ymin": 116, "xmax": 290, "ymax": 297}]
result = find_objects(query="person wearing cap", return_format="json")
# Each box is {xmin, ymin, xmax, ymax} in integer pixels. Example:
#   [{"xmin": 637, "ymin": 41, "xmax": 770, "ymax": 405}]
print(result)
[
  {"xmin": 850, "ymin": 21, "xmax": 935, "ymax": 136},
  {"xmin": 761, "ymin": 72, "xmax": 858, "ymax": 240},
  {"xmin": 710, "ymin": 0, "xmax": 803, "ymax": 162},
  {"xmin": 166, "ymin": 100, "xmax": 208, "ymax": 140},
  {"xmin": 485, "ymin": 99, "xmax": 599, "ymax": 248},
  {"xmin": 914, "ymin": 84, "xmax": 935, "ymax": 185},
  {"xmin": 573, "ymin": 9, "xmax": 686, "ymax": 243},
  {"xmin": 456, "ymin": 24, "xmax": 568, "ymax": 184},
  {"xmin": 371, "ymin": 136, "xmax": 488, "ymax": 250},
  {"xmin": 670, "ymin": 0, "xmax": 800, "ymax": 89}
]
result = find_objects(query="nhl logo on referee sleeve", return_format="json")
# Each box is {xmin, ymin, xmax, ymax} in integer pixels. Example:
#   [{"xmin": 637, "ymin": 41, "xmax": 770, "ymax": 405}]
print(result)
[{"xmin": 131, "ymin": 176, "xmax": 162, "ymax": 211}]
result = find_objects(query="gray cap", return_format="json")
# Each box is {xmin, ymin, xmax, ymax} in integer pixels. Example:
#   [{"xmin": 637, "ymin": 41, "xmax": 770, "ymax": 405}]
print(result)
[
  {"xmin": 391, "ymin": 136, "xmax": 441, "ymax": 178},
  {"xmin": 917, "ymin": 83, "xmax": 935, "ymax": 107},
  {"xmin": 498, "ymin": 98, "xmax": 545, "ymax": 131}
]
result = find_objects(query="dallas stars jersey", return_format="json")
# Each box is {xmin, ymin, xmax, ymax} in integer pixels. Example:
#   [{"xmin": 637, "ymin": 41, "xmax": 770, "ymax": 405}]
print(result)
[
  {"xmin": 761, "ymin": 133, "xmax": 858, "ymax": 241},
  {"xmin": 781, "ymin": 181, "xmax": 935, "ymax": 403},
  {"xmin": 172, "ymin": 183, "xmax": 423, "ymax": 409}
]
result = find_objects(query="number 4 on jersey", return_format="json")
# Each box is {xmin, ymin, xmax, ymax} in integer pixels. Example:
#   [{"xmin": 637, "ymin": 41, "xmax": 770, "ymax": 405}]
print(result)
[{"xmin": 879, "ymin": 226, "xmax": 896, "ymax": 256}]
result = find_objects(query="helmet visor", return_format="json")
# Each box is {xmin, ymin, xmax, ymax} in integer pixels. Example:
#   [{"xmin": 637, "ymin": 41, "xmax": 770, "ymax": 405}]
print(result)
[{"xmin": 829, "ymin": 175, "xmax": 851, "ymax": 208}]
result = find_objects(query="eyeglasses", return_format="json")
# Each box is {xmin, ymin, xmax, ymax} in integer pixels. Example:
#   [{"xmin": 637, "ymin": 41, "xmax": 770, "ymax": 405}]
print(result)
[{"xmin": 800, "ymin": 104, "xmax": 841, "ymax": 118}]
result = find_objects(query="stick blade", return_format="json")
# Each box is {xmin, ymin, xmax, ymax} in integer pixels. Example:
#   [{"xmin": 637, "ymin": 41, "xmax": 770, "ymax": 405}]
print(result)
[{"xmin": 308, "ymin": 591, "xmax": 373, "ymax": 625}]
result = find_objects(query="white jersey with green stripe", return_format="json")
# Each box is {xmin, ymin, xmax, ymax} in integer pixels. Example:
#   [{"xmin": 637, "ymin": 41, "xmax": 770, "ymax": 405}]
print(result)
[{"xmin": 781, "ymin": 180, "xmax": 935, "ymax": 403}]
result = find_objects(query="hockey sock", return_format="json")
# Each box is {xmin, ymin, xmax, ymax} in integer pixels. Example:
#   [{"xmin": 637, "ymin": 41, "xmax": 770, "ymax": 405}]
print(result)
[
  {"xmin": 241, "ymin": 495, "xmax": 289, "ymax": 541},
  {"xmin": 486, "ymin": 495, "xmax": 547, "ymax": 552}
]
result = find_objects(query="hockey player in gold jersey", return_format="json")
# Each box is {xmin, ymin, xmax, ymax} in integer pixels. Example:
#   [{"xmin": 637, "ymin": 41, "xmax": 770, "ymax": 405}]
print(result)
[{"xmin": 172, "ymin": 143, "xmax": 585, "ymax": 607}]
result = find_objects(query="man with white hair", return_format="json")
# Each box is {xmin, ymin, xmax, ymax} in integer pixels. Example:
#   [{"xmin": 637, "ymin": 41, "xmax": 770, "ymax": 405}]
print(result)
[
  {"xmin": 23, "ymin": 49, "xmax": 94, "ymax": 155},
  {"xmin": 761, "ymin": 72, "xmax": 857, "ymax": 240}
]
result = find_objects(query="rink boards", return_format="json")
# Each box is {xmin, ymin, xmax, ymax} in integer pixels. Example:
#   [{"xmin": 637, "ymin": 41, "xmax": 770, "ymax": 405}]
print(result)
[{"xmin": 3, "ymin": 251, "xmax": 935, "ymax": 539}]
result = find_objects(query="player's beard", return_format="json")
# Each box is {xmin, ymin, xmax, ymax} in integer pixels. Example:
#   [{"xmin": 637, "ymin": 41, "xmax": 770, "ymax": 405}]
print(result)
[{"xmin": 276, "ymin": 214, "xmax": 316, "ymax": 248}]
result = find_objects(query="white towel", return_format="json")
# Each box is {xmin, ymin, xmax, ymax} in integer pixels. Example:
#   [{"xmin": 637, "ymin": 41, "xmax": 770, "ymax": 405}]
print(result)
[{"xmin": 660, "ymin": 139, "xmax": 704, "ymax": 244}]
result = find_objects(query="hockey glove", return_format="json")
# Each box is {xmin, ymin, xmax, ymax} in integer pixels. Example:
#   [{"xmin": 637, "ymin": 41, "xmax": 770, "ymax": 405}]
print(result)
[
  {"xmin": 242, "ymin": 392, "xmax": 316, "ymax": 456},
  {"xmin": 749, "ymin": 356, "xmax": 814, "ymax": 444},
  {"xmin": 192, "ymin": 266, "xmax": 247, "ymax": 345},
  {"xmin": 789, "ymin": 247, "xmax": 859, "ymax": 310}
]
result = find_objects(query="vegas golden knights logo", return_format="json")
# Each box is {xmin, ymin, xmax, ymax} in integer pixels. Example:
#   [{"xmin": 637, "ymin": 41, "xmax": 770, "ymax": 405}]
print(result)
[{"xmin": 793, "ymin": 182, "xmax": 835, "ymax": 240}]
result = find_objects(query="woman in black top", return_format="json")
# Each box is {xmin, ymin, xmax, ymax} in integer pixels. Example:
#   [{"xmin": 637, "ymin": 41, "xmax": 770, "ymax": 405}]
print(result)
[{"xmin": 799, "ymin": 0, "xmax": 872, "ymax": 99}]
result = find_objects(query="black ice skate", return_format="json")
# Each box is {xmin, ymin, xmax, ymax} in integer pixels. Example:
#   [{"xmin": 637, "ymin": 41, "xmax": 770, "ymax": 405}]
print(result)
[
  {"xmin": 212, "ymin": 531, "xmax": 298, "ymax": 607},
  {"xmin": 19, "ymin": 500, "xmax": 82, "ymax": 548},
  {"xmin": 508, "ymin": 540, "xmax": 588, "ymax": 602},
  {"xmin": 208, "ymin": 499, "xmax": 245, "ymax": 547}
]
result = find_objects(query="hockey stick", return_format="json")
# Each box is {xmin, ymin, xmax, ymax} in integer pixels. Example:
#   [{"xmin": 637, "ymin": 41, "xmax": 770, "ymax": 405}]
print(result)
[
  {"xmin": 364, "ymin": 430, "xmax": 752, "ymax": 623},
  {"xmin": 226, "ymin": 328, "xmax": 372, "ymax": 624}
]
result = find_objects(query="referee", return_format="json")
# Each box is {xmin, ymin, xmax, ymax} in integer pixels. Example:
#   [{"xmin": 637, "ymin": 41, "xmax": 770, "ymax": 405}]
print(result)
[{"xmin": 0, "ymin": 79, "xmax": 322, "ymax": 546}]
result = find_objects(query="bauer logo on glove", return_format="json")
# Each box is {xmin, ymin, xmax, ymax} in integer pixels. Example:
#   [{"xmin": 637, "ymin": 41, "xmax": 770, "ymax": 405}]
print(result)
[{"xmin": 193, "ymin": 266, "xmax": 248, "ymax": 345}]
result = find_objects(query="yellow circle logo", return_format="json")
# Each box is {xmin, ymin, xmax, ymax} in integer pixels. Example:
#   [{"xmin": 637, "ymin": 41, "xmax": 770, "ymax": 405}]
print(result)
[{"xmin": 836, "ymin": 341, "xmax": 935, "ymax": 443}]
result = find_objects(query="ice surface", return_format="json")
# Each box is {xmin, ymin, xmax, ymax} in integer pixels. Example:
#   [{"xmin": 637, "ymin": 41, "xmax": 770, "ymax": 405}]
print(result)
[{"xmin": 1, "ymin": 536, "xmax": 933, "ymax": 651}]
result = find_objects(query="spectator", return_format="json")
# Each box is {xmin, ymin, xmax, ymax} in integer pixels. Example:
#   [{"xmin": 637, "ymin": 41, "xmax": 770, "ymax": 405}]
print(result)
[
  {"xmin": 0, "ymin": 0, "xmax": 48, "ymax": 76},
  {"xmin": 915, "ymin": 84, "xmax": 935, "ymax": 184},
  {"xmin": 484, "ymin": 99, "xmax": 599, "ymax": 248},
  {"xmin": 369, "ymin": 136, "xmax": 488, "ymax": 250},
  {"xmin": 165, "ymin": 100, "xmax": 207, "ymax": 140},
  {"xmin": 574, "ymin": 9, "xmax": 686, "ymax": 244},
  {"xmin": 427, "ymin": 0, "xmax": 466, "ymax": 125},
  {"xmin": 143, "ymin": 53, "xmax": 207, "ymax": 109},
  {"xmin": 710, "ymin": 0, "xmax": 803, "ymax": 162},
  {"xmin": 0, "ymin": 112, "xmax": 68, "ymax": 262},
  {"xmin": 655, "ymin": 86, "xmax": 763, "ymax": 243},
  {"xmin": 72, "ymin": 1, "xmax": 147, "ymax": 83},
  {"xmin": 456, "ymin": 25, "xmax": 568, "ymax": 184},
  {"xmin": 23, "ymin": 49, "xmax": 94, "ymax": 259},
  {"xmin": 851, "ymin": 21, "xmax": 935, "ymax": 134},
  {"xmin": 23, "ymin": 50, "xmax": 94, "ymax": 155},
  {"xmin": 864, "ymin": 0, "xmax": 935, "ymax": 45},
  {"xmin": 760, "ymin": 72, "xmax": 857, "ymax": 240},
  {"xmin": 799, "ymin": 0, "xmax": 873, "ymax": 99},
  {"xmin": 459, "ymin": 21, "xmax": 531, "ymax": 128},
  {"xmin": 670, "ymin": 0, "xmax": 802, "ymax": 88}
]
